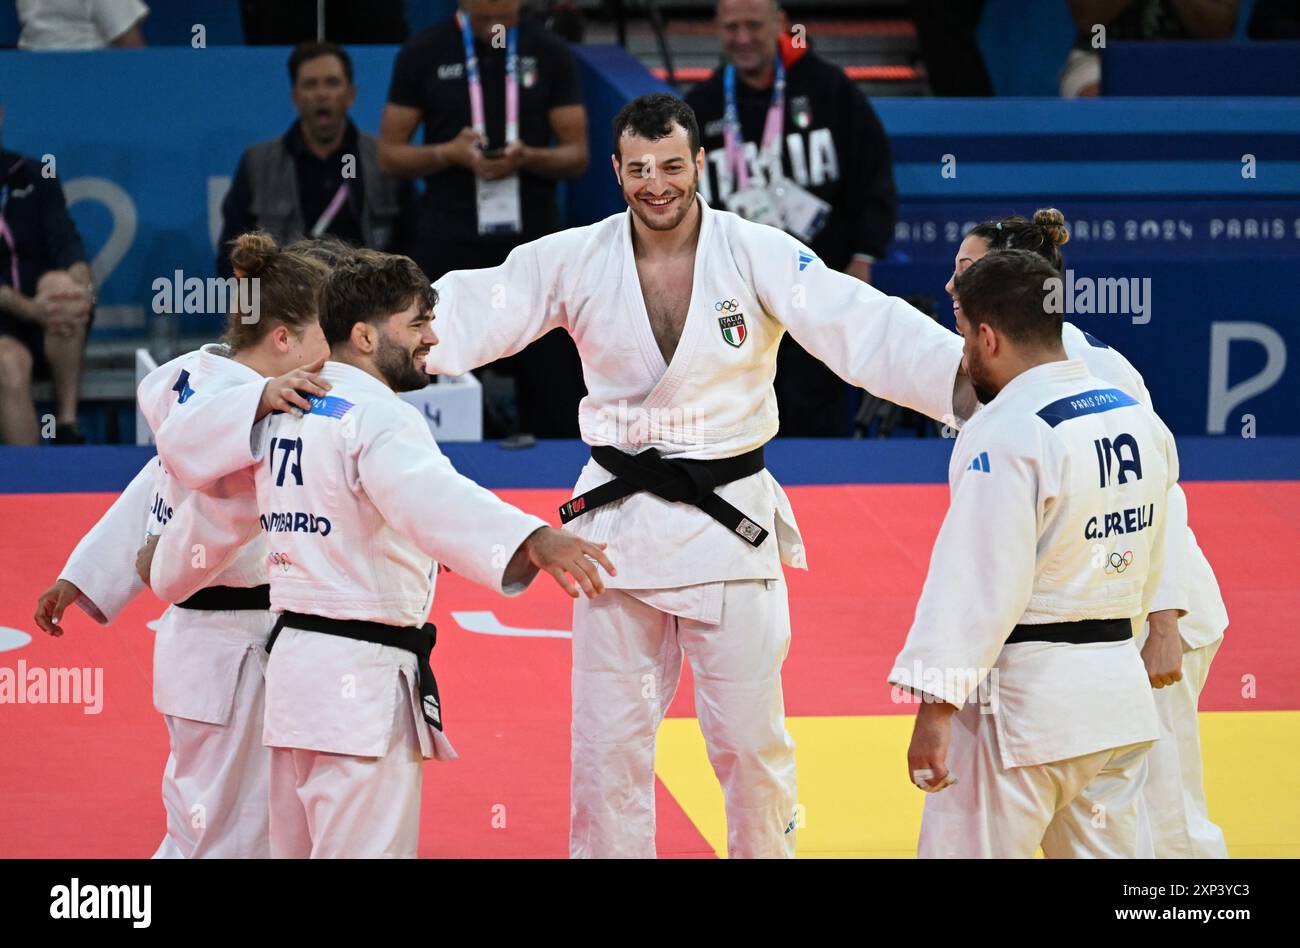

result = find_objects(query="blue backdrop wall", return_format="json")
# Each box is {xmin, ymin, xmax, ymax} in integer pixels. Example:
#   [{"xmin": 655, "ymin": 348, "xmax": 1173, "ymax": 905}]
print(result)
[{"xmin": 0, "ymin": 45, "xmax": 1296, "ymax": 435}]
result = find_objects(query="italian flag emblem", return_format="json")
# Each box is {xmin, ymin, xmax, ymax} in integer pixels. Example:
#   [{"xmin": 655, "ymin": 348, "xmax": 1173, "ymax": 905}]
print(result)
[{"xmin": 718, "ymin": 312, "xmax": 747, "ymax": 347}]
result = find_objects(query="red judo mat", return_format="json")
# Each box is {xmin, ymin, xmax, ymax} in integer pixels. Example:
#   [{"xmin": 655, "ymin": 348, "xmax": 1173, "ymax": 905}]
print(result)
[{"xmin": 1, "ymin": 482, "xmax": 1297, "ymax": 857}]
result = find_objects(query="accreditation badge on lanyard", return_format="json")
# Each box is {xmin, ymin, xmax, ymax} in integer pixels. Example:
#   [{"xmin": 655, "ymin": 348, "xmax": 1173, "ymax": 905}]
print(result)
[
  {"xmin": 722, "ymin": 55, "xmax": 831, "ymax": 241},
  {"xmin": 461, "ymin": 12, "xmax": 523, "ymax": 236},
  {"xmin": 722, "ymin": 56, "xmax": 784, "ymax": 230}
]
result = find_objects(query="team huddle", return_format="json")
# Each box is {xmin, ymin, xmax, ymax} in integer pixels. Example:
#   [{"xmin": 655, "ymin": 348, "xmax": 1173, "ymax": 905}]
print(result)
[{"xmin": 33, "ymin": 94, "xmax": 1226, "ymax": 859}]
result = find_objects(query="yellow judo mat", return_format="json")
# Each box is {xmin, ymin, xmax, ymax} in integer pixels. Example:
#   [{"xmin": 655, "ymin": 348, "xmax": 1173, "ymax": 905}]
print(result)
[{"xmin": 655, "ymin": 711, "xmax": 1300, "ymax": 858}]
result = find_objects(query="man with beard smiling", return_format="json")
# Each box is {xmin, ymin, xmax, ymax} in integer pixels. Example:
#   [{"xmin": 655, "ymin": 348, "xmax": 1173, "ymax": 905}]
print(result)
[
  {"xmin": 148, "ymin": 251, "xmax": 614, "ymax": 857},
  {"xmin": 425, "ymin": 93, "xmax": 971, "ymax": 858},
  {"xmin": 216, "ymin": 42, "xmax": 416, "ymax": 278}
]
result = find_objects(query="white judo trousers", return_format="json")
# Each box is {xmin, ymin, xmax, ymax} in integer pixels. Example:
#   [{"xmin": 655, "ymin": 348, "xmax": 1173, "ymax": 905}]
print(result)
[
  {"xmin": 260, "ymin": 622, "xmax": 459, "ymax": 860},
  {"xmin": 149, "ymin": 606, "xmax": 273, "ymax": 859},
  {"xmin": 918, "ymin": 702, "xmax": 1154, "ymax": 859},
  {"xmin": 267, "ymin": 672, "xmax": 424, "ymax": 860},
  {"xmin": 570, "ymin": 580, "xmax": 797, "ymax": 859},
  {"xmin": 1139, "ymin": 634, "xmax": 1228, "ymax": 858}
]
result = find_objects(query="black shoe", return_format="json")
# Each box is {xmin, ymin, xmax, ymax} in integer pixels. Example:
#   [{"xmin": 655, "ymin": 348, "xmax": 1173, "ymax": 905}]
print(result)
[{"xmin": 52, "ymin": 422, "xmax": 86, "ymax": 445}]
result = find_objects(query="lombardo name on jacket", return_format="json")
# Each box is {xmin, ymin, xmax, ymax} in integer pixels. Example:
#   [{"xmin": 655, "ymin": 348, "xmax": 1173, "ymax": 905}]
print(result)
[{"xmin": 259, "ymin": 511, "xmax": 332, "ymax": 536}]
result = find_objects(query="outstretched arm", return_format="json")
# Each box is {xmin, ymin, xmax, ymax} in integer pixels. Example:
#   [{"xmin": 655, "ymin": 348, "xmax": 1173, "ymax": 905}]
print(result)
[
  {"xmin": 426, "ymin": 237, "xmax": 570, "ymax": 377},
  {"xmin": 153, "ymin": 363, "xmax": 329, "ymax": 490},
  {"xmin": 355, "ymin": 403, "xmax": 611, "ymax": 597},
  {"xmin": 748, "ymin": 228, "xmax": 965, "ymax": 426}
]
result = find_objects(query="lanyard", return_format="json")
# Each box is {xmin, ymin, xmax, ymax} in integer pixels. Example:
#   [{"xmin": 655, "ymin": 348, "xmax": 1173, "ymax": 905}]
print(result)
[
  {"xmin": 458, "ymin": 12, "xmax": 518, "ymax": 145},
  {"xmin": 0, "ymin": 184, "xmax": 19, "ymax": 292},
  {"xmin": 310, "ymin": 183, "xmax": 351, "ymax": 238},
  {"xmin": 723, "ymin": 49, "xmax": 785, "ymax": 192}
]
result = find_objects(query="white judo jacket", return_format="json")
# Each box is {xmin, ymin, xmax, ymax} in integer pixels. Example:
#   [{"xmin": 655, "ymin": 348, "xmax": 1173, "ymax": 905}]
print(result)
[
  {"xmin": 427, "ymin": 197, "xmax": 966, "ymax": 589},
  {"xmin": 136, "ymin": 344, "xmax": 270, "ymax": 591},
  {"xmin": 1061, "ymin": 323, "xmax": 1228, "ymax": 650},
  {"xmin": 151, "ymin": 361, "xmax": 549, "ymax": 758},
  {"xmin": 59, "ymin": 344, "xmax": 265, "ymax": 624},
  {"xmin": 57, "ymin": 345, "xmax": 270, "ymax": 726},
  {"xmin": 890, "ymin": 359, "xmax": 1177, "ymax": 768}
]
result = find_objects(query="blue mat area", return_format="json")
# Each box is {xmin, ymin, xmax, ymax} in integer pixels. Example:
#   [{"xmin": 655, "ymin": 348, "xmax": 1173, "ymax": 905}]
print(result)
[{"xmin": 0, "ymin": 437, "xmax": 1296, "ymax": 494}]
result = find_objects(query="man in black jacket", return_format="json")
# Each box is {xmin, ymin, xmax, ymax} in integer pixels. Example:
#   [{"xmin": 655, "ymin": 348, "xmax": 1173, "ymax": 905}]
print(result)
[
  {"xmin": 217, "ymin": 42, "xmax": 417, "ymax": 277},
  {"xmin": 685, "ymin": 0, "xmax": 898, "ymax": 436}
]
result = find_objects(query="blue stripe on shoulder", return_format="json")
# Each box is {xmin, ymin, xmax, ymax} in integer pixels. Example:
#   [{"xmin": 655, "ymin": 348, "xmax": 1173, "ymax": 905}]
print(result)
[
  {"xmin": 1036, "ymin": 388, "xmax": 1138, "ymax": 428},
  {"xmin": 305, "ymin": 395, "xmax": 355, "ymax": 419}
]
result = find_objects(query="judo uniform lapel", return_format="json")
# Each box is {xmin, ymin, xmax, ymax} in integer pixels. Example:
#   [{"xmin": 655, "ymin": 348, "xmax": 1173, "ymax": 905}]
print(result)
[{"xmin": 626, "ymin": 203, "xmax": 708, "ymax": 414}]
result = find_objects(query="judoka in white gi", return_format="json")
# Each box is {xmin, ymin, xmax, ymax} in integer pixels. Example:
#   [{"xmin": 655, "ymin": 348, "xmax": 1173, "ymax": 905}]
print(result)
[
  {"xmin": 34, "ymin": 234, "xmax": 332, "ymax": 857},
  {"xmin": 891, "ymin": 249, "xmax": 1185, "ymax": 858},
  {"xmin": 945, "ymin": 211, "xmax": 1229, "ymax": 858},
  {"xmin": 424, "ymin": 93, "xmax": 968, "ymax": 858},
  {"xmin": 148, "ymin": 252, "xmax": 615, "ymax": 858}
]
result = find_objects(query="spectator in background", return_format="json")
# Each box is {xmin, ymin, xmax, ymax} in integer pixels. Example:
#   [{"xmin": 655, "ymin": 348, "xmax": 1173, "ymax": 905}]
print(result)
[
  {"xmin": 0, "ymin": 108, "xmax": 94, "ymax": 445},
  {"xmin": 686, "ymin": 0, "xmax": 898, "ymax": 437},
  {"xmin": 17, "ymin": 0, "xmax": 147, "ymax": 48},
  {"xmin": 378, "ymin": 0, "xmax": 589, "ymax": 439},
  {"xmin": 909, "ymin": 0, "xmax": 993, "ymax": 96},
  {"xmin": 217, "ymin": 42, "xmax": 417, "ymax": 278},
  {"xmin": 1061, "ymin": 0, "xmax": 1240, "ymax": 97}
]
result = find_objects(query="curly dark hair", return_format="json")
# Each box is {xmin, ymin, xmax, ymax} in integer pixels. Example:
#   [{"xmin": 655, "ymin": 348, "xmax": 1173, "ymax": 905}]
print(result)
[
  {"xmin": 611, "ymin": 93, "xmax": 701, "ymax": 162},
  {"xmin": 320, "ymin": 253, "xmax": 436, "ymax": 346}
]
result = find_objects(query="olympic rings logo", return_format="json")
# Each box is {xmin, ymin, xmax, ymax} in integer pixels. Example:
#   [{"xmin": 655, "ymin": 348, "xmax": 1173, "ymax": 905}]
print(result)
[
  {"xmin": 1104, "ymin": 550, "xmax": 1134, "ymax": 574},
  {"xmin": 715, "ymin": 299, "xmax": 740, "ymax": 312}
]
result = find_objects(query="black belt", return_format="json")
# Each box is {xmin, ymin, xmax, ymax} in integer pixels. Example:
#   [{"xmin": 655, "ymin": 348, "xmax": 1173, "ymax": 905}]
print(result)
[
  {"xmin": 559, "ymin": 445, "xmax": 770, "ymax": 547},
  {"xmin": 1006, "ymin": 617, "xmax": 1132, "ymax": 645},
  {"xmin": 175, "ymin": 584, "xmax": 271, "ymax": 611},
  {"xmin": 267, "ymin": 611, "xmax": 443, "ymax": 731}
]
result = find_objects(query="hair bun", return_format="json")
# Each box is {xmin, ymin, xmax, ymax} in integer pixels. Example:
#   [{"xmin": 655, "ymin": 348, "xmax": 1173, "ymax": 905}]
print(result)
[
  {"xmin": 228, "ymin": 231, "xmax": 280, "ymax": 279},
  {"xmin": 1033, "ymin": 207, "xmax": 1070, "ymax": 247}
]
